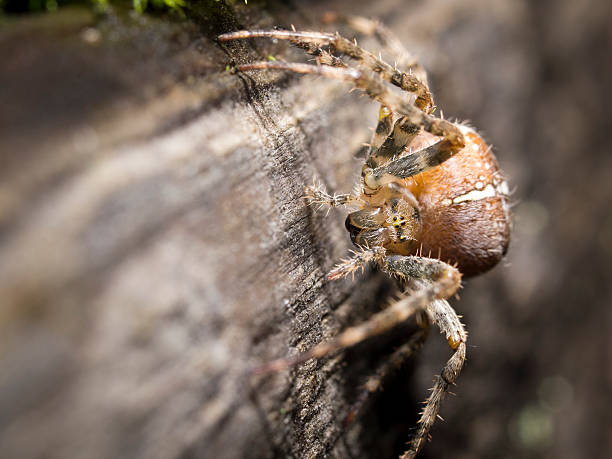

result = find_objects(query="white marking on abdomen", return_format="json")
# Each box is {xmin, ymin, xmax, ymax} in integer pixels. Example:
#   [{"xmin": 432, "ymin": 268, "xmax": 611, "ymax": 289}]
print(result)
[
  {"xmin": 452, "ymin": 180, "xmax": 509, "ymax": 205},
  {"xmin": 453, "ymin": 184, "xmax": 497, "ymax": 204}
]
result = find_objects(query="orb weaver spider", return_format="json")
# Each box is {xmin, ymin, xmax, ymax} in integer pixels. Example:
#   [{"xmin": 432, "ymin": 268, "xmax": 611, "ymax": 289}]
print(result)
[{"xmin": 220, "ymin": 17, "xmax": 511, "ymax": 458}]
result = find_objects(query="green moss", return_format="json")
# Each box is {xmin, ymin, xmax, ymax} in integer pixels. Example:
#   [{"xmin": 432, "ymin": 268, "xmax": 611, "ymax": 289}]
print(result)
[
  {"xmin": 1, "ymin": 0, "xmax": 187, "ymax": 15},
  {"xmin": 132, "ymin": 0, "xmax": 185, "ymax": 15}
]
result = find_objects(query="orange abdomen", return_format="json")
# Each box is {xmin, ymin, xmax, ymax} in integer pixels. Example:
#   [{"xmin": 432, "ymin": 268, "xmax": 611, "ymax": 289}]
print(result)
[{"xmin": 407, "ymin": 130, "xmax": 511, "ymax": 277}]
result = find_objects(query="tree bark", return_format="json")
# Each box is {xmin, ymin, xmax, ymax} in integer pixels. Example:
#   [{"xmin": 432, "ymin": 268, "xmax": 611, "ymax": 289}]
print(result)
[{"xmin": 0, "ymin": 2, "xmax": 412, "ymax": 458}]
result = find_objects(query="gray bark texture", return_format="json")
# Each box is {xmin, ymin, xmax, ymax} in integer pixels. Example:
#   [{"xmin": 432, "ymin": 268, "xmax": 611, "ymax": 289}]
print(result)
[{"xmin": 2, "ymin": 1, "xmax": 612, "ymax": 459}]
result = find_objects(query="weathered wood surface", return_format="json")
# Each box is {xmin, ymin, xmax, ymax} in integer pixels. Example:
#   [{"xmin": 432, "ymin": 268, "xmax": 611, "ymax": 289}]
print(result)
[
  {"xmin": 3, "ymin": 0, "xmax": 612, "ymax": 458},
  {"xmin": 0, "ymin": 2, "xmax": 412, "ymax": 458}
]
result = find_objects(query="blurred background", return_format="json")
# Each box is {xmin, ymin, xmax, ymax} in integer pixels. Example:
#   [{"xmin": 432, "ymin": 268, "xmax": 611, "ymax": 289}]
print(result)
[
  {"xmin": 401, "ymin": 1, "xmax": 612, "ymax": 458},
  {"xmin": 1, "ymin": 0, "xmax": 611, "ymax": 458}
]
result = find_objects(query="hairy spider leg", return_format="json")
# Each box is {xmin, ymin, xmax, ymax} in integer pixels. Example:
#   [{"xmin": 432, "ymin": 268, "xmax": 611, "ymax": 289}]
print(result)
[
  {"xmin": 281, "ymin": 20, "xmax": 468, "ymax": 198},
  {"xmin": 220, "ymin": 29, "xmax": 459, "ymax": 181},
  {"xmin": 233, "ymin": 62, "xmax": 465, "ymax": 168},
  {"xmin": 218, "ymin": 29, "xmax": 433, "ymax": 112},
  {"xmin": 304, "ymin": 181, "xmax": 365, "ymax": 211},
  {"xmin": 253, "ymin": 289, "xmax": 420, "ymax": 374},
  {"xmin": 289, "ymin": 37, "xmax": 349, "ymax": 68},
  {"xmin": 402, "ymin": 297, "xmax": 466, "ymax": 459},
  {"xmin": 371, "ymin": 137, "xmax": 455, "ymax": 181},
  {"xmin": 368, "ymin": 111, "xmax": 422, "ymax": 168},
  {"xmin": 255, "ymin": 253, "xmax": 464, "ymax": 457},
  {"xmin": 326, "ymin": 246, "xmax": 386, "ymax": 281},
  {"xmin": 344, "ymin": 317, "xmax": 429, "ymax": 427},
  {"xmin": 370, "ymin": 105, "xmax": 394, "ymax": 151},
  {"xmin": 231, "ymin": 61, "xmax": 465, "ymax": 194},
  {"xmin": 332, "ymin": 256, "xmax": 467, "ymax": 459},
  {"xmin": 254, "ymin": 254, "xmax": 461, "ymax": 365},
  {"xmin": 300, "ymin": 17, "xmax": 433, "ymax": 165},
  {"xmin": 284, "ymin": 31, "xmax": 420, "ymax": 167},
  {"xmin": 321, "ymin": 13, "xmax": 429, "ymax": 85}
]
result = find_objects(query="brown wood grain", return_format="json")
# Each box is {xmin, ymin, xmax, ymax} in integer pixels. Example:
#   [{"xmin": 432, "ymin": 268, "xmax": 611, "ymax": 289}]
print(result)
[{"xmin": 0, "ymin": 2, "xmax": 403, "ymax": 458}]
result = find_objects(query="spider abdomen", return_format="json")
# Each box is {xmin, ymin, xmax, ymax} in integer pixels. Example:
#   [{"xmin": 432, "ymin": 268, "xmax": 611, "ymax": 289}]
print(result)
[{"xmin": 407, "ymin": 128, "xmax": 511, "ymax": 276}]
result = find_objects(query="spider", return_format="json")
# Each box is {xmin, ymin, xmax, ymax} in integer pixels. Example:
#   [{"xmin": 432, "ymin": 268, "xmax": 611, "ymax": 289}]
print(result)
[{"xmin": 219, "ymin": 17, "xmax": 511, "ymax": 459}]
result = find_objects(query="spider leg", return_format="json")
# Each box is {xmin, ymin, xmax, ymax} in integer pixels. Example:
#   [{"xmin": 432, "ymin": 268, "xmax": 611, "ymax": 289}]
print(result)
[
  {"xmin": 370, "ymin": 105, "xmax": 394, "ymax": 152},
  {"xmin": 425, "ymin": 297, "xmax": 468, "ymax": 350},
  {"xmin": 254, "ymin": 290, "xmax": 424, "ymax": 374},
  {"xmin": 367, "ymin": 115, "xmax": 421, "ymax": 168},
  {"xmin": 219, "ymin": 29, "xmax": 433, "ymax": 112},
  {"xmin": 322, "ymin": 13, "xmax": 429, "ymax": 85},
  {"xmin": 384, "ymin": 257, "xmax": 464, "ymax": 345},
  {"xmin": 344, "ymin": 316, "xmax": 429, "ymax": 426},
  {"xmin": 379, "ymin": 267, "xmax": 467, "ymax": 459},
  {"xmin": 403, "ymin": 316, "xmax": 466, "ymax": 457},
  {"xmin": 254, "ymin": 253, "xmax": 464, "ymax": 458},
  {"xmin": 336, "ymin": 256, "xmax": 465, "ymax": 459},
  {"xmin": 253, "ymin": 267, "xmax": 438, "ymax": 375},
  {"xmin": 402, "ymin": 339, "xmax": 466, "ymax": 459},
  {"xmin": 291, "ymin": 38, "xmax": 348, "ymax": 68},
  {"xmin": 308, "ymin": 17, "xmax": 431, "ymax": 167},
  {"xmin": 304, "ymin": 180, "xmax": 364, "ymax": 211},
  {"xmin": 370, "ymin": 137, "xmax": 456, "ymax": 185},
  {"xmin": 233, "ymin": 61, "xmax": 464, "ymax": 154},
  {"xmin": 255, "ymin": 254, "xmax": 460, "ymax": 370},
  {"xmin": 329, "ymin": 16, "xmax": 430, "ymax": 168},
  {"xmin": 325, "ymin": 246, "xmax": 386, "ymax": 281}
]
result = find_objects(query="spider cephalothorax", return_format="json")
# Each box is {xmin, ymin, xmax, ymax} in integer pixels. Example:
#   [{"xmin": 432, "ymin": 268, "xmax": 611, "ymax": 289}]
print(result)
[{"xmin": 220, "ymin": 17, "xmax": 511, "ymax": 459}]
